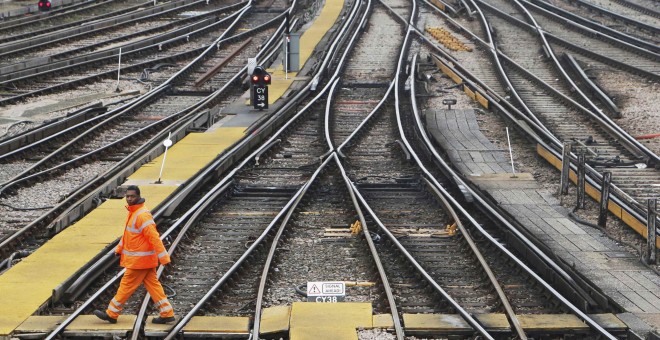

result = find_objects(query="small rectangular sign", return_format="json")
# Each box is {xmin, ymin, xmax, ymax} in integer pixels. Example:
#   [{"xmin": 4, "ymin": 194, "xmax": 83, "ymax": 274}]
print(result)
[
  {"xmin": 307, "ymin": 281, "xmax": 345, "ymax": 302},
  {"xmin": 252, "ymin": 85, "xmax": 268, "ymax": 109}
]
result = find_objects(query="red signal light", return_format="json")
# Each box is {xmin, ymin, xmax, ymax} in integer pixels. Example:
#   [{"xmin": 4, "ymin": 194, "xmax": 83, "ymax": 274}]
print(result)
[
  {"xmin": 46, "ymin": 2, "xmax": 51, "ymax": 6},
  {"xmin": 263, "ymin": 75, "xmax": 270, "ymax": 83},
  {"xmin": 251, "ymin": 75, "xmax": 259, "ymax": 83}
]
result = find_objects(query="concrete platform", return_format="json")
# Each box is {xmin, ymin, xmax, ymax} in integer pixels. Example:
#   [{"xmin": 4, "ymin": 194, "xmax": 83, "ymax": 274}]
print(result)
[
  {"xmin": 426, "ymin": 108, "xmax": 660, "ymax": 338},
  {"xmin": 62, "ymin": 315, "xmax": 136, "ymax": 338},
  {"xmin": 289, "ymin": 302, "xmax": 372, "ymax": 340},
  {"xmin": 260, "ymin": 305, "xmax": 291, "ymax": 334}
]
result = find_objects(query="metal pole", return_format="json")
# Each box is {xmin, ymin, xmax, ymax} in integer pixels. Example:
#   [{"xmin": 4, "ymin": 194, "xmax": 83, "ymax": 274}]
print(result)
[
  {"xmin": 115, "ymin": 48, "xmax": 122, "ymax": 92},
  {"xmin": 647, "ymin": 199, "xmax": 657, "ymax": 264},
  {"xmin": 157, "ymin": 132, "xmax": 172, "ymax": 184},
  {"xmin": 577, "ymin": 152, "xmax": 585, "ymax": 209},
  {"xmin": 598, "ymin": 171, "xmax": 612, "ymax": 228},
  {"xmin": 285, "ymin": 35, "xmax": 288, "ymax": 80},
  {"xmin": 506, "ymin": 127, "xmax": 516, "ymax": 178},
  {"xmin": 560, "ymin": 142, "xmax": 571, "ymax": 195}
]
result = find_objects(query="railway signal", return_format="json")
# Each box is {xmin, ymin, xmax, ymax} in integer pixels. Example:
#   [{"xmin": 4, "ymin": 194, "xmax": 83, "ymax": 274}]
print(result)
[
  {"xmin": 38, "ymin": 0, "xmax": 52, "ymax": 11},
  {"xmin": 250, "ymin": 66, "xmax": 271, "ymax": 110}
]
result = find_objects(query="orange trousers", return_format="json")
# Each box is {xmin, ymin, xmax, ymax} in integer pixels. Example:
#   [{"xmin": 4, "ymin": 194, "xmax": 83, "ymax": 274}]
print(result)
[{"xmin": 106, "ymin": 267, "xmax": 174, "ymax": 319}]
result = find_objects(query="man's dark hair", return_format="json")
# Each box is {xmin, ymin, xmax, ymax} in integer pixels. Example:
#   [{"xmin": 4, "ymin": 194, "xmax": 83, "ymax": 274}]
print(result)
[{"xmin": 126, "ymin": 185, "xmax": 141, "ymax": 196}]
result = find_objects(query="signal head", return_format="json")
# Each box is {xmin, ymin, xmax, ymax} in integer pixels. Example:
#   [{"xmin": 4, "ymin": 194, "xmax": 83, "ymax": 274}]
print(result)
[{"xmin": 38, "ymin": 0, "xmax": 51, "ymax": 11}]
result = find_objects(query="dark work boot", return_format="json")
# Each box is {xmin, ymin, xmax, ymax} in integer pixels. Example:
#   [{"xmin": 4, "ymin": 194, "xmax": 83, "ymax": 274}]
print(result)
[
  {"xmin": 152, "ymin": 316, "xmax": 175, "ymax": 324},
  {"xmin": 93, "ymin": 310, "xmax": 117, "ymax": 324}
]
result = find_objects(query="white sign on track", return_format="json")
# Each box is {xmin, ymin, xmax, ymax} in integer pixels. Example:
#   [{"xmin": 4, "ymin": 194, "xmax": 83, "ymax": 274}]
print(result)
[{"xmin": 307, "ymin": 281, "xmax": 345, "ymax": 303}]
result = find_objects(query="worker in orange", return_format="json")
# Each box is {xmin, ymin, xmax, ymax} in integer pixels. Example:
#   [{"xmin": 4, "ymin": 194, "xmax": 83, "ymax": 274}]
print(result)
[{"xmin": 94, "ymin": 185, "xmax": 175, "ymax": 324}]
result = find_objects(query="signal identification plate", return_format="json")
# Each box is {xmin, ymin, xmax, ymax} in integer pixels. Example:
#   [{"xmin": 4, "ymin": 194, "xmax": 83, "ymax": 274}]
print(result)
[{"xmin": 307, "ymin": 281, "xmax": 345, "ymax": 303}]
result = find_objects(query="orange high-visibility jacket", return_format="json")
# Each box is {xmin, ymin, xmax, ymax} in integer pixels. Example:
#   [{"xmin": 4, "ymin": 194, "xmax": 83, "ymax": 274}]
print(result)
[{"xmin": 115, "ymin": 200, "xmax": 171, "ymax": 269}]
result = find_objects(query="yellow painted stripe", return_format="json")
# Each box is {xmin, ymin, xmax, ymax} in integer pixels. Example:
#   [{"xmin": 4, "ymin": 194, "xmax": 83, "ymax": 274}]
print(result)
[
  {"xmin": 464, "ymin": 86, "xmax": 476, "ymax": 100},
  {"xmin": 476, "ymin": 91, "xmax": 489, "ymax": 109},
  {"xmin": 265, "ymin": 0, "xmax": 344, "ymax": 106},
  {"xmin": 129, "ymin": 127, "xmax": 245, "ymax": 182}
]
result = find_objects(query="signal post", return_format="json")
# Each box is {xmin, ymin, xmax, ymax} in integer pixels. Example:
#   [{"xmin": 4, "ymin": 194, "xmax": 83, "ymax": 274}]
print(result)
[{"xmin": 250, "ymin": 66, "xmax": 271, "ymax": 110}]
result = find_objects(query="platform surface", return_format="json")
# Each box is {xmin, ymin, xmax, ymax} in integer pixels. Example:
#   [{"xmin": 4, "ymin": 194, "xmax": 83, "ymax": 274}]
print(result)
[
  {"xmin": 289, "ymin": 302, "xmax": 372, "ymax": 340},
  {"xmin": 426, "ymin": 108, "xmax": 660, "ymax": 337},
  {"xmin": 426, "ymin": 108, "xmax": 512, "ymax": 175}
]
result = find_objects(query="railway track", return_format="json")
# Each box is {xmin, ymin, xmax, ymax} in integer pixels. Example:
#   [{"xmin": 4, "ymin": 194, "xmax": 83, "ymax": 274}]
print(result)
[
  {"xmin": 0, "ymin": 0, "xmax": 142, "ymax": 42},
  {"xmin": 526, "ymin": 0, "xmax": 659, "ymax": 50},
  {"xmin": 0, "ymin": 0, "xmax": 654, "ymax": 337},
  {"xmin": 467, "ymin": 0, "xmax": 660, "ymax": 216},
  {"xmin": 0, "ymin": 2, "xmax": 256, "ymax": 105},
  {"xmin": 0, "ymin": 11, "xmax": 282, "ymax": 263},
  {"xmin": 0, "ymin": 0, "xmax": 246, "ymax": 66}
]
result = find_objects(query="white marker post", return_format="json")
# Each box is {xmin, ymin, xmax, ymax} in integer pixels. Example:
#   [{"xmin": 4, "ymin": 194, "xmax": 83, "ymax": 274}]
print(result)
[
  {"xmin": 156, "ymin": 132, "xmax": 173, "ymax": 184},
  {"xmin": 506, "ymin": 127, "xmax": 517, "ymax": 178},
  {"xmin": 115, "ymin": 48, "xmax": 122, "ymax": 92}
]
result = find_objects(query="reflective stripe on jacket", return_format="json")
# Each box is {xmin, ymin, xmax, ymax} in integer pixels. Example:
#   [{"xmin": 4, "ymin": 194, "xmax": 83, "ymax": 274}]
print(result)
[{"xmin": 115, "ymin": 200, "xmax": 171, "ymax": 269}]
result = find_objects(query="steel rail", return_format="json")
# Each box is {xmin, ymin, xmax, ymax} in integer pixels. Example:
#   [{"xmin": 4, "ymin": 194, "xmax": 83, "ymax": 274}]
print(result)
[
  {"xmin": 0, "ymin": 4, "xmax": 257, "ymax": 195},
  {"xmin": 427, "ymin": 50, "xmax": 658, "ymax": 249},
  {"xmin": 48, "ymin": 0, "xmax": 381, "ymax": 337},
  {"xmin": 44, "ymin": 1, "xmax": 350, "ymax": 337},
  {"xmin": 405, "ymin": 53, "xmax": 619, "ymax": 339},
  {"xmin": 0, "ymin": 105, "xmax": 196, "ymax": 196},
  {"xmin": 0, "ymin": 103, "xmax": 107, "ymax": 157},
  {"xmin": 162, "ymin": 183, "xmax": 308, "ymax": 339},
  {"xmin": 0, "ymin": 0, "xmax": 131, "ymax": 33},
  {"xmin": 0, "ymin": 7, "xmax": 282, "ymax": 190},
  {"xmin": 336, "ymin": 80, "xmax": 395, "ymax": 157},
  {"xmin": 0, "ymin": 4, "xmax": 267, "ymax": 258},
  {"xmin": 0, "ymin": 2, "xmax": 246, "ymax": 84},
  {"xmin": 162, "ymin": 0, "xmax": 374, "ymax": 335},
  {"xmin": 605, "ymin": 0, "xmax": 660, "ymax": 19},
  {"xmin": 57, "ymin": 6, "xmax": 295, "ymax": 299},
  {"xmin": 564, "ymin": 52, "xmax": 621, "ymax": 117},
  {"xmin": 45, "ymin": 176, "xmax": 239, "ymax": 339},
  {"xmin": 250, "ymin": 154, "xmax": 336, "ymax": 338},
  {"xmin": 507, "ymin": 0, "xmax": 660, "ymax": 163},
  {"xmin": 324, "ymin": 78, "xmax": 341, "ymax": 151},
  {"xmin": 391, "ymin": 16, "xmax": 493, "ymax": 337},
  {"xmin": 526, "ymin": 0, "xmax": 659, "ymax": 52},
  {"xmin": 415, "ymin": 54, "xmax": 528, "ymax": 339},
  {"xmin": 0, "ymin": 13, "xmax": 247, "ymax": 106},
  {"xmin": 333, "ymin": 155, "xmax": 405, "ymax": 340},
  {"xmin": 403, "ymin": 52, "xmax": 616, "ymax": 339},
  {"xmin": 426, "ymin": 177, "xmax": 528, "ymax": 339},
  {"xmin": 0, "ymin": 2, "xmax": 246, "ymax": 76},
  {"xmin": 414, "ymin": 0, "xmax": 558, "ymax": 139},
  {"xmin": 0, "ymin": 0, "xmax": 212, "ymax": 57},
  {"xmin": 156, "ymin": 0, "xmax": 367, "ymax": 220},
  {"xmin": 468, "ymin": 0, "xmax": 554, "ymax": 136},
  {"xmin": 475, "ymin": 0, "xmax": 660, "ymax": 81},
  {"xmin": 129, "ymin": 180, "xmax": 235, "ymax": 340},
  {"xmin": 60, "ymin": 0, "xmax": 328, "ymax": 313},
  {"xmin": 409, "ymin": 1, "xmax": 657, "ymax": 230}
]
